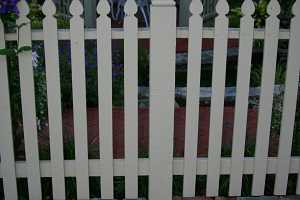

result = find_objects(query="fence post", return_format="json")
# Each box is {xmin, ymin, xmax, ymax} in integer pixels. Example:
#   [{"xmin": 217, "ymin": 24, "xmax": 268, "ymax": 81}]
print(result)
[{"xmin": 149, "ymin": 0, "xmax": 176, "ymax": 199}]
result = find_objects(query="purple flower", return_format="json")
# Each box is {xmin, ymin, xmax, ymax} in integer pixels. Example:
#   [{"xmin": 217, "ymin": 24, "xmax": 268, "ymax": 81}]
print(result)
[{"xmin": 0, "ymin": 0, "xmax": 20, "ymax": 14}]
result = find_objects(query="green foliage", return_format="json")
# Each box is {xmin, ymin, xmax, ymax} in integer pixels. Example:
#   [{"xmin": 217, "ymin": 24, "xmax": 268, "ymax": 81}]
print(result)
[
  {"xmin": 27, "ymin": 2, "xmax": 43, "ymax": 29},
  {"xmin": 228, "ymin": 0, "xmax": 296, "ymax": 28},
  {"xmin": 250, "ymin": 64, "xmax": 286, "ymax": 87},
  {"xmin": 0, "ymin": 20, "xmax": 32, "ymax": 57},
  {"xmin": 138, "ymin": 48, "xmax": 150, "ymax": 86},
  {"xmin": 173, "ymin": 176, "xmax": 183, "ymax": 197},
  {"xmin": 6, "ymin": 41, "xmax": 48, "ymax": 138}
]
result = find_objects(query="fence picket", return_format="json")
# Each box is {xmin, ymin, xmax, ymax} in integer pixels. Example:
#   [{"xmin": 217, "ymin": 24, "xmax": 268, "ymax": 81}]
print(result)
[
  {"xmin": 206, "ymin": 0, "xmax": 229, "ymax": 196},
  {"xmin": 97, "ymin": 0, "xmax": 114, "ymax": 198},
  {"xmin": 252, "ymin": 0, "xmax": 281, "ymax": 196},
  {"xmin": 16, "ymin": 1, "xmax": 42, "ymax": 199},
  {"xmin": 0, "ymin": 17, "xmax": 18, "ymax": 200},
  {"xmin": 183, "ymin": 0, "xmax": 203, "ymax": 197},
  {"xmin": 42, "ymin": 0, "xmax": 66, "ymax": 199},
  {"xmin": 149, "ymin": 1, "xmax": 176, "ymax": 199},
  {"xmin": 274, "ymin": 0, "xmax": 300, "ymax": 195},
  {"xmin": 229, "ymin": 0, "xmax": 255, "ymax": 196},
  {"xmin": 0, "ymin": 0, "xmax": 299, "ymax": 197},
  {"xmin": 124, "ymin": 0, "xmax": 138, "ymax": 198},
  {"xmin": 69, "ymin": 0, "xmax": 90, "ymax": 198}
]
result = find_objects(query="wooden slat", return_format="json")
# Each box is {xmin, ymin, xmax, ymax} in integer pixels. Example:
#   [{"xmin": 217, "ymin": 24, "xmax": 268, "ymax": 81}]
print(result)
[
  {"xmin": 42, "ymin": 0, "xmax": 66, "ymax": 199},
  {"xmin": 183, "ymin": 0, "xmax": 203, "ymax": 197},
  {"xmin": 0, "ymin": 16, "xmax": 18, "ymax": 200},
  {"xmin": 206, "ymin": 0, "xmax": 229, "ymax": 196},
  {"xmin": 1, "ymin": 157, "xmax": 300, "ymax": 178},
  {"xmin": 97, "ymin": 0, "xmax": 114, "ymax": 198},
  {"xmin": 274, "ymin": 0, "xmax": 300, "ymax": 195},
  {"xmin": 252, "ymin": 0, "xmax": 281, "ymax": 196},
  {"xmin": 3, "ymin": 28, "xmax": 292, "ymax": 41},
  {"xmin": 69, "ymin": 0, "xmax": 90, "ymax": 198},
  {"xmin": 16, "ymin": 1, "xmax": 42, "ymax": 199},
  {"xmin": 229, "ymin": 0, "xmax": 255, "ymax": 196},
  {"xmin": 149, "ymin": 1, "xmax": 177, "ymax": 199},
  {"xmin": 124, "ymin": 0, "xmax": 138, "ymax": 198}
]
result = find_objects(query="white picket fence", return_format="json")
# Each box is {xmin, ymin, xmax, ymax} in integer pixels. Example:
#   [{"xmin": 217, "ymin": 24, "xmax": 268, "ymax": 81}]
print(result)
[{"xmin": 0, "ymin": 0, "xmax": 300, "ymax": 199}]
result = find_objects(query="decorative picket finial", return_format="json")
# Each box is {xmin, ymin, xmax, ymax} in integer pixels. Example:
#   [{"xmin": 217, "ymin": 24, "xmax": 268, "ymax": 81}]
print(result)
[
  {"xmin": 70, "ymin": 0, "xmax": 83, "ymax": 16},
  {"xmin": 216, "ymin": 0, "xmax": 229, "ymax": 15},
  {"xmin": 42, "ymin": 0, "xmax": 56, "ymax": 16},
  {"xmin": 97, "ymin": 0, "xmax": 110, "ymax": 16},
  {"xmin": 241, "ymin": 0, "xmax": 255, "ymax": 16},
  {"xmin": 17, "ymin": 0, "xmax": 30, "ymax": 17},
  {"xmin": 124, "ymin": 0, "xmax": 138, "ymax": 16},
  {"xmin": 189, "ymin": 0, "xmax": 203, "ymax": 15},
  {"xmin": 292, "ymin": 0, "xmax": 300, "ymax": 16},
  {"xmin": 267, "ymin": 0, "xmax": 280, "ymax": 16}
]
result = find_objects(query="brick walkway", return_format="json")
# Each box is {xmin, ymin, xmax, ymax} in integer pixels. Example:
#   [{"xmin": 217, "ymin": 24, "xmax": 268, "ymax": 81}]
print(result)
[
  {"xmin": 173, "ymin": 197, "xmax": 300, "ymax": 200},
  {"xmin": 39, "ymin": 106, "xmax": 260, "ymax": 158}
]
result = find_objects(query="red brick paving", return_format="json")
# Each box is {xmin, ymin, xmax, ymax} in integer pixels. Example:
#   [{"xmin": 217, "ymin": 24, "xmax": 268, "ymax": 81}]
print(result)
[
  {"xmin": 173, "ymin": 197, "xmax": 235, "ymax": 200},
  {"xmin": 41, "ymin": 106, "xmax": 259, "ymax": 159}
]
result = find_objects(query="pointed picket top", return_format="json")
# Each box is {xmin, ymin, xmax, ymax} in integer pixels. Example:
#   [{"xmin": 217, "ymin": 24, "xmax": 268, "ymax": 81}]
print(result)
[
  {"xmin": 267, "ymin": 0, "xmax": 281, "ymax": 17},
  {"xmin": 241, "ymin": 0, "xmax": 255, "ymax": 17},
  {"xmin": 124, "ymin": 0, "xmax": 138, "ymax": 16},
  {"xmin": 70, "ymin": 0, "xmax": 83, "ymax": 16},
  {"xmin": 292, "ymin": 0, "xmax": 300, "ymax": 16},
  {"xmin": 17, "ymin": 0, "xmax": 30, "ymax": 17},
  {"xmin": 97, "ymin": 0, "xmax": 110, "ymax": 16},
  {"xmin": 216, "ymin": 0, "xmax": 229, "ymax": 16},
  {"xmin": 189, "ymin": 0, "xmax": 203, "ymax": 15},
  {"xmin": 42, "ymin": 0, "xmax": 56, "ymax": 17}
]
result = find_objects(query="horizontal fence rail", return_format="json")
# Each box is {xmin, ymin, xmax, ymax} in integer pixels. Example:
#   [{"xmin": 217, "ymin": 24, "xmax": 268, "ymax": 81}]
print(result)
[
  {"xmin": 3, "ymin": 28, "xmax": 293, "ymax": 40},
  {"xmin": 0, "ymin": 157, "xmax": 300, "ymax": 177},
  {"xmin": 0, "ymin": 0, "xmax": 300, "ymax": 199}
]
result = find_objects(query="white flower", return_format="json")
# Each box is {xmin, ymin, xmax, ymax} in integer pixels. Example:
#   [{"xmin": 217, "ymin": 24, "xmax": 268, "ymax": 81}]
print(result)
[{"xmin": 32, "ymin": 51, "xmax": 39, "ymax": 68}]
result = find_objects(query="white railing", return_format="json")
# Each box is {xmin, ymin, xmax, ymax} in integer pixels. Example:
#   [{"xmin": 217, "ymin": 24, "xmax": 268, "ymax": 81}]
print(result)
[{"xmin": 0, "ymin": 0, "xmax": 300, "ymax": 199}]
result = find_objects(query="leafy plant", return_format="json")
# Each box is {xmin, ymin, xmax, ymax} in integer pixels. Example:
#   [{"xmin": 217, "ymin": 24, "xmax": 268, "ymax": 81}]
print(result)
[{"xmin": 228, "ymin": 0, "xmax": 296, "ymax": 28}]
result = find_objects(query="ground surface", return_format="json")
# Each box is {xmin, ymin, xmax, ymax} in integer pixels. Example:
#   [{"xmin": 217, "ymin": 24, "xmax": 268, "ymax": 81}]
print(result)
[{"xmin": 55, "ymin": 106, "xmax": 259, "ymax": 158}]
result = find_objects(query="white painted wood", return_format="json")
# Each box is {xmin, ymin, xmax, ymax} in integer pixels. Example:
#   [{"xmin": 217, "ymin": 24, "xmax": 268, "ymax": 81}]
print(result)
[
  {"xmin": 3, "ymin": 28, "xmax": 293, "ymax": 41},
  {"xmin": 0, "ymin": 0, "xmax": 299, "ymax": 197},
  {"xmin": 274, "ymin": 0, "xmax": 300, "ymax": 195},
  {"xmin": 229, "ymin": 0, "xmax": 255, "ymax": 196},
  {"xmin": 206, "ymin": 0, "xmax": 229, "ymax": 196},
  {"xmin": 42, "ymin": 0, "xmax": 66, "ymax": 199},
  {"xmin": 149, "ymin": 0, "xmax": 176, "ymax": 199},
  {"xmin": 0, "ymin": 17, "xmax": 18, "ymax": 200},
  {"xmin": 252, "ymin": 0, "xmax": 281, "ymax": 196},
  {"xmin": 183, "ymin": 0, "xmax": 203, "ymax": 197},
  {"xmin": 1, "ymin": 157, "xmax": 300, "ymax": 178},
  {"xmin": 69, "ymin": 0, "xmax": 90, "ymax": 198},
  {"xmin": 97, "ymin": 0, "xmax": 114, "ymax": 198},
  {"xmin": 124, "ymin": 0, "xmax": 138, "ymax": 198},
  {"xmin": 16, "ymin": 1, "xmax": 42, "ymax": 199}
]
